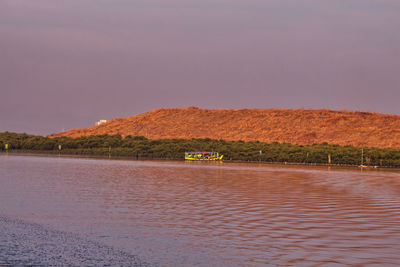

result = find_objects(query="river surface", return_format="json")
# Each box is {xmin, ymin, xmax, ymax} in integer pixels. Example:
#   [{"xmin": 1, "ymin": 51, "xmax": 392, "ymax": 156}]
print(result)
[{"xmin": 1, "ymin": 155, "xmax": 400, "ymax": 266}]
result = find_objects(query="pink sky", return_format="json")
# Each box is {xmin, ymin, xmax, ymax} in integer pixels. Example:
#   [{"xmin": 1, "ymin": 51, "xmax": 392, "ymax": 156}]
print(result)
[{"xmin": 1, "ymin": 0, "xmax": 399, "ymax": 135}]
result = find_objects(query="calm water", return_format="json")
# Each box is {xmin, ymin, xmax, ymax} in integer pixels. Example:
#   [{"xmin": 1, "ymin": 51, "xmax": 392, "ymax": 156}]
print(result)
[{"xmin": 1, "ymin": 155, "xmax": 400, "ymax": 266}]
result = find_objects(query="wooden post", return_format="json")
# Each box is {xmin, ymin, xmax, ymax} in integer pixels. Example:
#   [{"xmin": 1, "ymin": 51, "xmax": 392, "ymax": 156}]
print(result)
[
  {"xmin": 361, "ymin": 148, "xmax": 364, "ymax": 166},
  {"xmin": 328, "ymin": 154, "xmax": 331, "ymax": 165}
]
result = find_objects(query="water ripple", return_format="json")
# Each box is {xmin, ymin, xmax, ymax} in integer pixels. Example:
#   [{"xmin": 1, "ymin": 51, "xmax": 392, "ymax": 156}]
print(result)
[{"xmin": 1, "ymin": 155, "xmax": 400, "ymax": 266}]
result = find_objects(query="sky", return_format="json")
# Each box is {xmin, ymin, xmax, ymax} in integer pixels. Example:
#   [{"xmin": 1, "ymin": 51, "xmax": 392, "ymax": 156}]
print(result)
[{"xmin": 1, "ymin": 0, "xmax": 399, "ymax": 135}]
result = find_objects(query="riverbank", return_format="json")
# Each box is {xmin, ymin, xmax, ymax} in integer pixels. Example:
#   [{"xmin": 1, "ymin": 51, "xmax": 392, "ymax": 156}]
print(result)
[
  {"xmin": 2, "ymin": 132, "xmax": 400, "ymax": 168},
  {"xmin": 3, "ymin": 150, "xmax": 400, "ymax": 172},
  {"xmin": 0, "ymin": 215, "xmax": 150, "ymax": 266}
]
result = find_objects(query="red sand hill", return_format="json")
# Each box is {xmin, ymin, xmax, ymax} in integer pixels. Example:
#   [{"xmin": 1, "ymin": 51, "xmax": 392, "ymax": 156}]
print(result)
[{"xmin": 52, "ymin": 107, "xmax": 400, "ymax": 148}]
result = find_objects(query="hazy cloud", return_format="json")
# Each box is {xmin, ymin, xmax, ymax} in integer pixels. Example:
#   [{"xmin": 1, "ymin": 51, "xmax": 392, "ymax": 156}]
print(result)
[{"xmin": 1, "ymin": 0, "xmax": 399, "ymax": 134}]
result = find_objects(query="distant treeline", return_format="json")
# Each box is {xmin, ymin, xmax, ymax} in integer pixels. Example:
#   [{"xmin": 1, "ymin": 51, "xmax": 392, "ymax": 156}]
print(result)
[{"xmin": 1, "ymin": 132, "xmax": 400, "ymax": 167}]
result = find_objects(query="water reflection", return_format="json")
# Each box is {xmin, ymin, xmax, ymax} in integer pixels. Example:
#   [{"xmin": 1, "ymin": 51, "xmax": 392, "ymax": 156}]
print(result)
[{"xmin": 1, "ymin": 155, "xmax": 400, "ymax": 266}]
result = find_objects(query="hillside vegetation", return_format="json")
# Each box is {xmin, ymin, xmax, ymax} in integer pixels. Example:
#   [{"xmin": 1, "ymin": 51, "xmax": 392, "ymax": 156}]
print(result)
[
  {"xmin": 2, "ymin": 132, "xmax": 400, "ymax": 167},
  {"xmin": 52, "ymin": 108, "xmax": 400, "ymax": 148}
]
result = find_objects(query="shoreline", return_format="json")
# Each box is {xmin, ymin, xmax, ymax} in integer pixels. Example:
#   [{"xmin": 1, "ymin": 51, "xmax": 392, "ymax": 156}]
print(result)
[
  {"xmin": 0, "ymin": 215, "xmax": 150, "ymax": 266},
  {"xmin": 2, "ymin": 150, "xmax": 400, "ymax": 172},
  {"xmin": 2, "ymin": 132, "xmax": 399, "ymax": 169}
]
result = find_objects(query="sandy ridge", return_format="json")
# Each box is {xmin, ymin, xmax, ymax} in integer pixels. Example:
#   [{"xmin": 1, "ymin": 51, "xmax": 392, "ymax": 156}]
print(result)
[{"xmin": 52, "ymin": 107, "xmax": 400, "ymax": 148}]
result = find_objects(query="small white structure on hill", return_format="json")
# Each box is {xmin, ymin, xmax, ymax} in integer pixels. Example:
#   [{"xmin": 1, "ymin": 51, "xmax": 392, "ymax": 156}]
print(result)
[{"xmin": 96, "ymin": 119, "xmax": 107, "ymax": 126}]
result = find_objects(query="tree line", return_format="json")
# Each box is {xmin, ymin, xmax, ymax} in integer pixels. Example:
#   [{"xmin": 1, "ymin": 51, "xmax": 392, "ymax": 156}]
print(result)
[{"xmin": 1, "ymin": 131, "xmax": 399, "ymax": 167}]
